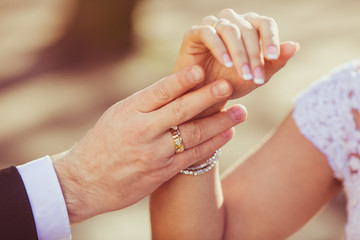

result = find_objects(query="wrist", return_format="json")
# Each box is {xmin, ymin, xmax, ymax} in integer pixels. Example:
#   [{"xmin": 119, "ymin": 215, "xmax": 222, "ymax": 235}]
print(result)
[
  {"xmin": 51, "ymin": 151, "xmax": 88, "ymax": 224},
  {"xmin": 180, "ymin": 149, "xmax": 221, "ymax": 175}
]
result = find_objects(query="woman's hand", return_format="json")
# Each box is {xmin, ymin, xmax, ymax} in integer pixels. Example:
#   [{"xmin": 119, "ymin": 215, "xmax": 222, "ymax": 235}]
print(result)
[
  {"xmin": 51, "ymin": 65, "xmax": 247, "ymax": 224},
  {"xmin": 175, "ymin": 9, "xmax": 299, "ymax": 103}
]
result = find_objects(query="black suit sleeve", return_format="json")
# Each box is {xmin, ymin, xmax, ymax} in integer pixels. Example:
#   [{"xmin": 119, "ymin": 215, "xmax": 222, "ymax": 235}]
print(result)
[{"xmin": 0, "ymin": 166, "xmax": 38, "ymax": 240}]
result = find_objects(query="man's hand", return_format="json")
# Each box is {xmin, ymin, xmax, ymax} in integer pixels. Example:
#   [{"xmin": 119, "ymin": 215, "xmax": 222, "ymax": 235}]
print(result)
[{"xmin": 51, "ymin": 65, "xmax": 247, "ymax": 224}]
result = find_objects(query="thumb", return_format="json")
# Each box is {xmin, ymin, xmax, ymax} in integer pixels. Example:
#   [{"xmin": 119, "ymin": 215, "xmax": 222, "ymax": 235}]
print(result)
[
  {"xmin": 277, "ymin": 41, "xmax": 300, "ymax": 67},
  {"xmin": 265, "ymin": 41, "xmax": 300, "ymax": 79}
]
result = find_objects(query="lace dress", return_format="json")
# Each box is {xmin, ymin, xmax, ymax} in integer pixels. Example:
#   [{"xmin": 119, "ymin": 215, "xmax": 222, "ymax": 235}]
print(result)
[{"xmin": 293, "ymin": 59, "xmax": 360, "ymax": 239}]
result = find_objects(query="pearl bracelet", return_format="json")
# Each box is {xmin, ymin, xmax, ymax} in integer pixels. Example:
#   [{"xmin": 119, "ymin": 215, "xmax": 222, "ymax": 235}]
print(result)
[{"xmin": 180, "ymin": 149, "xmax": 221, "ymax": 176}]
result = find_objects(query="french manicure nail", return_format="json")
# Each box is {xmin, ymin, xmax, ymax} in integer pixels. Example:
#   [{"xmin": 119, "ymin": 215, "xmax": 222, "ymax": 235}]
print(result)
[
  {"xmin": 253, "ymin": 67, "xmax": 264, "ymax": 85},
  {"xmin": 222, "ymin": 53, "xmax": 234, "ymax": 68},
  {"xmin": 267, "ymin": 45, "xmax": 278, "ymax": 60},
  {"xmin": 212, "ymin": 81, "xmax": 230, "ymax": 98},
  {"xmin": 242, "ymin": 64, "xmax": 253, "ymax": 80}
]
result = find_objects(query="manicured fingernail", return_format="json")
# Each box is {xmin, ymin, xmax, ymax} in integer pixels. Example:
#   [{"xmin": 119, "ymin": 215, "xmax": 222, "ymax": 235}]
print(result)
[
  {"xmin": 222, "ymin": 128, "xmax": 234, "ymax": 140},
  {"xmin": 222, "ymin": 53, "xmax": 233, "ymax": 68},
  {"xmin": 188, "ymin": 66, "xmax": 203, "ymax": 83},
  {"xmin": 267, "ymin": 45, "xmax": 278, "ymax": 60},
  {"xmin": 229, "ymin": 106, "xmax": 246, "ymax": 121},
  {"xmin": 242, "ymin": 64, "xmax": 253, "ymax": 80},
  {"xmin": 212, "ymin": 81, "xmax": 230, "ymax": 98},
  {"xmin": 253, "ymin": 67, "xmax": 264, "ymax": 85}
]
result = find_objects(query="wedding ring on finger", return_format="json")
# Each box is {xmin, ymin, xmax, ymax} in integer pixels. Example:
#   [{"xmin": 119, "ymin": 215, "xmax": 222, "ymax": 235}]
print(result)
[
  {"xmin": 212, "ymin": 18, "xmax": 230, "ymax": 30},
  {"xmin": 170, "ymin": 126, "xmax": 184, "ymax": 153}
]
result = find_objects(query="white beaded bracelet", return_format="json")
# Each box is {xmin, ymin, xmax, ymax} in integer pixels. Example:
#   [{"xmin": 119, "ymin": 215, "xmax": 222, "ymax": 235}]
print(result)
[{"xmin": 180, "ymin": 149, "xmax": 221, "ymax": 176}]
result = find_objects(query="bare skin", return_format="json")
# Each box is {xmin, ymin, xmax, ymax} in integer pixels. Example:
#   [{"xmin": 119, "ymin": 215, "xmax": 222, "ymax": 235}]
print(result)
[
  {"xmin": 150, "ymin": 9, "xmax": 341, "ymax": 240},
  {"xmin": 151, "ymin": 113, "xmax": 342, "ymax": 240},
  {"xmin": 51, "ymin": 66, "xmax": 245, "ymax": 224},
  {"xmin": 175, "ymin": 9, "xmax": 299, "ymax": 116}
]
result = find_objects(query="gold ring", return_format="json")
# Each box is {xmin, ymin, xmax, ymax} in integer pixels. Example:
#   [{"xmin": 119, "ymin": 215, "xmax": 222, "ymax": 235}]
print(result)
[
  {"xmin": 170, "ymin": 126, "xmax": 184, "ymax": 153},
  {"xmin": 212, "ymin": 18, "xmax": 230, "ymax": 29}
]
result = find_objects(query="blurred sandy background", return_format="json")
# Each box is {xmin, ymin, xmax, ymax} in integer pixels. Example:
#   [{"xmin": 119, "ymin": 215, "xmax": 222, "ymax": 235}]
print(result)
[{"xmin": 1, "ymin": 0, "xmax": 359, "ymax": 239}]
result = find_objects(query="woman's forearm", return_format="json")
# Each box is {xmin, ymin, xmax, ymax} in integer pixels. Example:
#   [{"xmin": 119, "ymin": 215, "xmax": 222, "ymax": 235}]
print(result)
[
  {"xmin": 221, "ymin": 114, "xmax": 341, "ymax": 239},
  {"xmin": 150, "ymin": 105, "xmax": 246, "ymax": 239},
  {"xmin": 150, "ymin": 164, "xmax": 225, "ymax": 240}
]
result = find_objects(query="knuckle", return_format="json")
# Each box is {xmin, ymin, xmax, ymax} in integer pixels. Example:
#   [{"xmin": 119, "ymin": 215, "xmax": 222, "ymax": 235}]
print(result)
[
  {"xmin": 186, "ymin": 25, "xmax": 202, "ymax": 37},
  {"xmin": 228, "ymin": 22, "xmax": 239, "ymax": 30},
  {"xmin": 245, "ymin": 12, "xmax": 259, "ymax": 18},
  {"xmin": 201, "ymin": 15, "xmax": 217, "ymax": 24},
  {"xmin": 260, "ymin": 16, "xmax": 277, "ymax": 28},
  {"xmin": 171, "ymin": 99, "xmax": 189, "ymax": 122},
  {"xmin": 199, "ymin": 25, "xmax": 215, "ymax": 36},
  {"xmin": 106, "ymin": 103, "xmax": 121, "ymax": 120},
  {"xmin": 261, "ymin": 18, "xmax": 279, "ymax": 41},
  {"xmin": 266, "ymin": 17, "xmax": 277, "ymax": 24},
  {"xmin": 189, "ymin": 121, "xmax": 204, "ymax": 145},
  {"xmin": 248, "ymin": 52, "xmax": 262, "ymax": 62},
  {"xmin": 238, "ymin": 20, "xmax": 255, "ymax": 32},
  {"xmin": 139, "ymin": 146, "xmax": 166, "ymax": 171},
  {"xmin": 151, "ymin": 159, "xmax": 171, "ymax": 176},
  {"xmin": 144, "ymin": 152, "xmax": 178, "ymax": 178},
  {"xmin": 134, "ymin": 114, "xmax": 155, "ymax": 137},
  {"xmin": 219, "ymin": 8, "xmax": 236, "ymax": 16},
  {"xmin": 242, "ymin": 23, "xmax": 255, "ymax": 32},
  {"xmin": 245, "ymin": 25, "xmax": 257, "ymax": 34},
  {"xmin": 135, "ymin": 121, "xmax": 150, "ymax": 138},
  {"xmin": 183, "ymin": 26, "xmax": 199, "ymax": 44},
  {"xmin": 184, "ymin": 26, "xmax": 196, "ymax": 38},
  {"xmin": 209, "ymin": 137, "xmax": 218, "ymax": 151},
  {"xmin": 143, "ymin": 121, "xmax": 154, "ymax": 136},
  {"xmin": 136, "ymin": 151, "xmax": 152, "ymax": 173},
  {"xmin": 221, "ymin": 23, "xmax": 239, "ymax": 35},
  {"xmin": 191, "ymin": 147, "xmax": 203, "ymax": 161},
  {"xmin": 152, "ymin": 82, "xmax": 171, "ymax": 102}
]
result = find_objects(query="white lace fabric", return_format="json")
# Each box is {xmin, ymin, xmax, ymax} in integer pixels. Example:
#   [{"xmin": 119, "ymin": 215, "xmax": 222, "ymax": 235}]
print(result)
[{"xmin": 293, "ymin": 59, "xmax": 360, "ymax": 239}]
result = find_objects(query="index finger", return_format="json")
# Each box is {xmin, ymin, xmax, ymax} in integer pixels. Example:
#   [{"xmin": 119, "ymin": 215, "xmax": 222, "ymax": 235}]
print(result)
[
  {"xmin": 150, "ymin": 79, "xmax": 233, "ymax": 132},
  {"xmin": 135, "ymin": 65, "xmax": 205, "ymax": 113}
]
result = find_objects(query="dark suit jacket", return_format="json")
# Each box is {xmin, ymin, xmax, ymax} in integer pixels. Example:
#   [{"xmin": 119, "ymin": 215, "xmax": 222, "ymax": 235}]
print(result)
[{"xmin": 0, "ymin": 166, "xmax": 38, "ymax": 240}]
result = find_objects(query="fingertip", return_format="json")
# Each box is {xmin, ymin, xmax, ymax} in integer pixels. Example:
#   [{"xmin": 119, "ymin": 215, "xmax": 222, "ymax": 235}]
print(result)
[
  {"xmin": 287, "ymin": 41, "xmax": 301, "ymax": 56},
  {"xmin": 237, "ymin": 104, "xmax": 248, "ymax": 117},
  {"xmin": 253, "ymin": 67, "xmax": 265, "ymax": 85},
  {"xmin": 187, "ymin": 65, "xmax": 205, "ymax": 84},
  {"xmin": 222, "ymin": 127, "xmax": 235, "ymax": 140},
  {"xmin": 211, "ymin": 79, "xmax": 233, "ymax": 98},
  {"xmin": 222, "ymin": 53, "xmax": 234, "ymax": 68},
  {"xmin": 279, "ymin": 41, "xmax": 300, "ymax": 59},
  {"xmin": 266, "ymin": 44, "xmax": 279, "ymax": 60},
  {"xmin": 241, "ymin": 64, "xmax": 253, "ymax": 81},
  {"xmin": 228, "ymin": 104, "xmax": 248, "ymax": 122},
  {"xmin": 237, "ymin": 104, "xmax": 248, "ymax": 119}
]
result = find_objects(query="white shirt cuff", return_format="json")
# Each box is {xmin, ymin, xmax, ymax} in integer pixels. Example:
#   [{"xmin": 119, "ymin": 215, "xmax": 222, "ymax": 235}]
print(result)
[{"xmin": 17, "ymin": 156, "xmax": 71, "ymax": 240}]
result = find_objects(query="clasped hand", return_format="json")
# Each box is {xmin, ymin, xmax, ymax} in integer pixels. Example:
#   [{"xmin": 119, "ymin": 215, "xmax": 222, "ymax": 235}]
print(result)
[
  {"xmin": 52, "ymin": 66, "xmax": 247, "ymax": 223},
  {"xmin": 176, "ymin": 9, "xmax": 299, "ymax": 113},
  {"xmin": 52, "ymin": 9, "xmax": 299, "ymax": 225}
]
